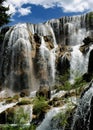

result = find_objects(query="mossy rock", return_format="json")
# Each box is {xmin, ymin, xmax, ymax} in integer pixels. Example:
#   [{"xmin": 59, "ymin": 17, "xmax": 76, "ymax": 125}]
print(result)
[{"xmin": 18, "ymin": 98, "xmax": 32, "ymax": 105}]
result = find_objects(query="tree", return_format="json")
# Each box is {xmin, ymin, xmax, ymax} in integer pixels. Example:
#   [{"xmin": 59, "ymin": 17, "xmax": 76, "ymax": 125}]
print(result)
[{"xmin": 0, "ymin": 0, "xmax": 10, "ymax": 27}]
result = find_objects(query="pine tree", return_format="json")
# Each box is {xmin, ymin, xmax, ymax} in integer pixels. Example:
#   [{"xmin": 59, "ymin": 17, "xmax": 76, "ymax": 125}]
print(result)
[{"xmin": 0, "ymin": 0, "xmax": 10, "ymax": 27}]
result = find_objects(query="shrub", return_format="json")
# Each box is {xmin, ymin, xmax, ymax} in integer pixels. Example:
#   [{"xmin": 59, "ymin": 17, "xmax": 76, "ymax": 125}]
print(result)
[
  {"xmin": 72, "ymin": 76, "xmax": 87, "ymax": 89},
  {"xmin": 33, "ymin": 97, "xmax": 49, "ymax": 116}
]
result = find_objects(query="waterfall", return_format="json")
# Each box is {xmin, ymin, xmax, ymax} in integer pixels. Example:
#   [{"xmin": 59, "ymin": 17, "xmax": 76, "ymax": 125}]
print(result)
[
  {"xmin": 70, "ymin": 45, "xmax": 93, "ymax": 84},
  {"xmin": 36, "ymin": 97, "xmax": 76, "ymax": 130},
  {"xmin": 40, "ymin": 36, "xmax": 56, "ymax": 85},
  {"xmin": 49, "ymin": 48, "xmax": 56, "ymax": 84},
  {"xmin": 71, "ymin": 82, "xmax": 93, "ymax": 130},
  {"xmin": 0, "ymin": 23, "xmax": 35, "ymax": 91},
  {"xmin": 36, "ymin": 107, "xmax": 62, "ymax": 130},
  {"xmin": 0, "ymin": 12, "xmax": 93, "ymax": 91}
]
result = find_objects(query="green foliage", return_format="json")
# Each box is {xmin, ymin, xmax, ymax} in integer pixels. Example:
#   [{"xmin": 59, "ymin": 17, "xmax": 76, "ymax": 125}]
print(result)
[
  {"xmin": 72, "ymin": 76, "xmax": 86, "ymax": 89},
  {"xmin": 56, "ymin": 71, "xmax": 69, "ymax": 85},
  {"xmin": 14, "ymin": 107, "xmax": 29, "ymax": 124},
  {"xmin": 56, "ymin": 72, "xmax": 87, "ymax": 92},
  {"xmin": 0, "ymin": 0, "xmax": 10, "ymax": 27},
  {"xmin": 33, "ymin": 97, "xmax": 49, "ymax": 115},
  {"xmin": 55, "ymin": 71, "xmax": 72, "ymax": 91},
  {"xmin": 0, "ymin": 124, "xmax": 36, "ymax": 130}
]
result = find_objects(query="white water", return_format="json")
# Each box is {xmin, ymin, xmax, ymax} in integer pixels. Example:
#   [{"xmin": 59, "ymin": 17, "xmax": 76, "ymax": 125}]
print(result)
[
  {"xmin": 0, "ymin": 102, "xmax": 18, "ymax": 113},
  {"xmin": 71, "ymin": 82, "xmax": 93, "ymax": 130},
  {"xmin": 36, "ymin": 107, "xmax": 63, "ymax": 130},
  {"xmin": 70, "ymin": 45, "xmax": 93, "ymax": 84},
  {"xmin": 37, "ymin": 99, "xmax": 76, "ymax": 130},
  {"xmin": 1, "ymin": 23, "xmax": 37, "ymax": 90},
  {"xmin": 40, "ymin": 36, "xmax": 56, "ymax": 84},
  {"xmin": 1, "ymin": 13, "xmax": 93, "ymax": 91}
]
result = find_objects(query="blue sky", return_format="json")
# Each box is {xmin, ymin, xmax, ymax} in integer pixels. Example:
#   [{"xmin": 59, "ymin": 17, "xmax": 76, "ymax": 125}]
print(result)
[{"xmin": 4, "ymin": 0, "xmax": 93, "ymax": 25}]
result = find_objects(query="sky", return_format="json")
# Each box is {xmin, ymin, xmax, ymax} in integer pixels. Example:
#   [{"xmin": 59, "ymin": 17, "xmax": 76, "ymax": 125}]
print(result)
[{"xmin": 3, "ymin": 0, "xmax": 93, "ymax": 25}]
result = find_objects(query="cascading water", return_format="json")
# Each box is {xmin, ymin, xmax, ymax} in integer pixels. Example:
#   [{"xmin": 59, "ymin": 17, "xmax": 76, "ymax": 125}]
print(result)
[
  {"xmin": 0, "ymin": 12, "xmax": 93, "ymax": 91},
  {"xmin": 0, "ymin": 11, "xmax": 93, "ymax": 130},
  {"xmin": 40, "ymin": 36, "xmax": 56, "ymax": 85},
  {"xmin": 36, "ymin": 107, "xmax": 63, "ymax": 130},
  {"xmin": 70, "ymin": 45, "xmax": 93, "ymax": 84},
  {"xmin": 0, "ymin": 23, "xmax": 35, "ymax": 91},
  {"xmin": 71, "ymin": 81, "xmax": 93, "ymax": 130},
  {"xmin": 0, "ymin": 101, "xmax": 18, "ymax": 114}
]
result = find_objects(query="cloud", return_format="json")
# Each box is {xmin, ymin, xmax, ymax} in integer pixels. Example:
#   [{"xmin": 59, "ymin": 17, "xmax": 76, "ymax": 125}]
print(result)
[
  {"xmin": 4, "ymin": 0, "xmax": 93, "ymax": 17},
  {"xmin": 18, "ymin": 7, "xmax": 31, "ymax": 16},
  {"xmin": 3, "ymin": 1, "xmax": 16, "ymax": 15},
  {"xmin": 57, "ymin": 0, "xmax": 90, "ymax": 12}
]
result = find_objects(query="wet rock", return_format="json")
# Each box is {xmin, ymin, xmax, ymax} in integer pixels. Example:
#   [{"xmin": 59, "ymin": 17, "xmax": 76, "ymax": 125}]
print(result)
[
  {"xmin": 83, "ymin": 36, "xmax": 93, "ymax": 45},
  {"xmin": 88, "ymin": 49, "xmax": 93, "ymax": 74},
  {"xmin": 20, "ymin": 89, "xmax": 30, "ymax": 97},
  {"xmin": 34, "ymin": 33, "xmax": 41, "ymax": 44},
  {"xmin": 83, "ymin": 73, "xmax": 92, "ymax": 82},
  {"xmin": 57, "ymin": 52, "xmax": 71, "ymax": 75},
  {"xmin": 36, "ymin": 86, "xmax": 51, "ymax": 99},
  {"xmin": 79, "ymin": 45, "xmax": 89, "ymax": 54}
]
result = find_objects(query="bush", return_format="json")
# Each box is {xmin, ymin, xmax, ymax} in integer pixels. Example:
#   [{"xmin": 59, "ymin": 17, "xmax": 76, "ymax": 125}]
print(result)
[
  {"xmin": 72, "ymin": 76, "xmax": 86, "ymax": 89},
  {"xmin": 33, "ymin": 97, "xmax": 49, "ymax": 116}
]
